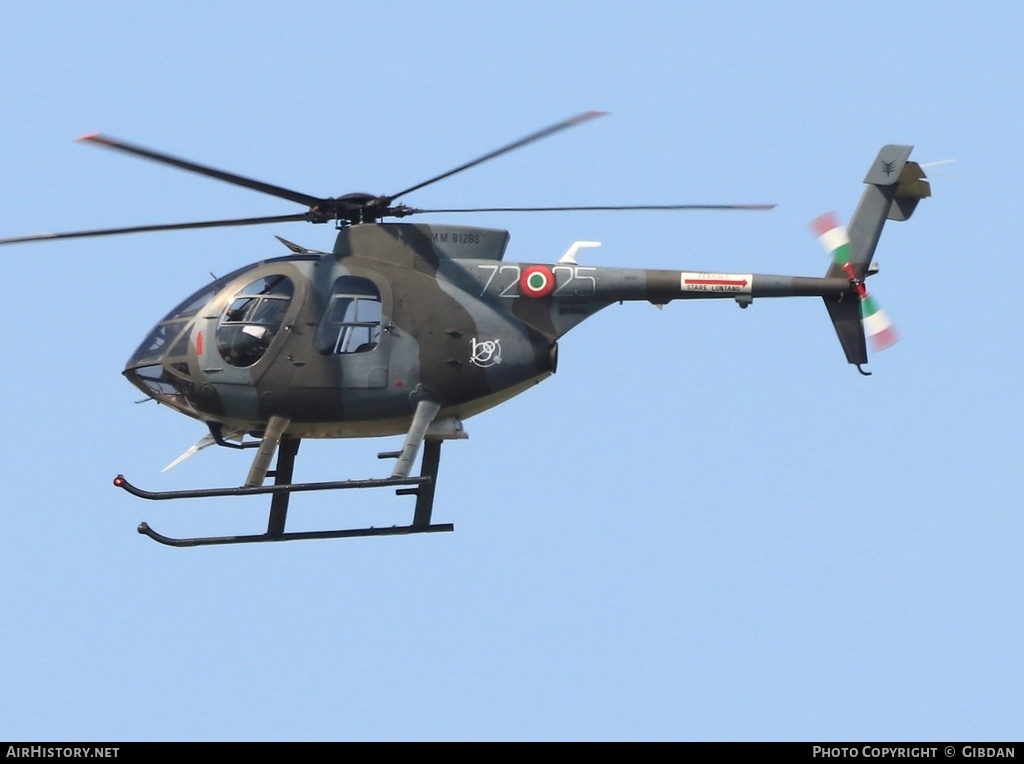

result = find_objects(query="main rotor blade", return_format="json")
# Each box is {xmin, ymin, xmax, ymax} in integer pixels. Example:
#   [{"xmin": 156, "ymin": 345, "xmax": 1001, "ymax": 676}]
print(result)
[
  {"xmin": 400, "ymin": 203, "xmax": 776, "ymax": 215},
  {"xmin": 0, "ymin": 213, "xmax": 310, "ymax": 246},
  {"xmin": 77, "ymin": 134, "xmax": 328, "ymax": 209},
  {"xmin": 386, "ymin": 111, "xmax": 607, "ymax": 202}
]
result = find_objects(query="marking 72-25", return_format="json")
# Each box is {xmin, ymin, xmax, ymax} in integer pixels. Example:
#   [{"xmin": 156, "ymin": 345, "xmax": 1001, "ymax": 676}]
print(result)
[{"xmin": 476, "ymin": 264, "xmax": 597, "ymax": 298}]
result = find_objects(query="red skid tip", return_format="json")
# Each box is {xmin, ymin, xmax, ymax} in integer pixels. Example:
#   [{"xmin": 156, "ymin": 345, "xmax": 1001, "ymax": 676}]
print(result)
[
  {"xmin": 76, "ymin": 133, "xmax": 115, "ymax": 148},
  {"xmin": 113, "ymin": 475, "xmax": 125, "ymax": 487}
]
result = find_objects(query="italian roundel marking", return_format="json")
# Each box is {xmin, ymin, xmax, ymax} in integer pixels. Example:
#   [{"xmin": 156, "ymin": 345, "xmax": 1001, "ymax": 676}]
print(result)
[{"xmin": 519, "ymin": 265, "xmax": 556, "ymax": 298}]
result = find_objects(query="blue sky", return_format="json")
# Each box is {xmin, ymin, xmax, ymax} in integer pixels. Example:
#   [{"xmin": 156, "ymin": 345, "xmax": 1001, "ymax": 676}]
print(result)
[{"xmin": 1, "ymin": 1, "xmax": 1021, "ymax": 741}]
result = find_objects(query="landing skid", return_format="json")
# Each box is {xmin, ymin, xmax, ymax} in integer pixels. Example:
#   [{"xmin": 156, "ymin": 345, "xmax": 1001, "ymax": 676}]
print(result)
[
  {"xmin": 136, "ymin": 520, "xmax": 454, "ymax": 547},
  {"xmin": 117, "ymin": 437, "xmax": 453, "ymax": 547}
]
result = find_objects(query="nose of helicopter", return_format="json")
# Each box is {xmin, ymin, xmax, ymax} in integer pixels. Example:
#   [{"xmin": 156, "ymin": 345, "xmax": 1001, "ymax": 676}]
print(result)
[
  {"xmin": 122, "ymin": 265, "xmax": 254, "ymax": 412},
  {"xmin": 122, "ymin": 294, "xmax": 214, "ymax": 413},
  {"xmin": 123, "ymin": 318, "xmax": 200, "ymax": 414}
]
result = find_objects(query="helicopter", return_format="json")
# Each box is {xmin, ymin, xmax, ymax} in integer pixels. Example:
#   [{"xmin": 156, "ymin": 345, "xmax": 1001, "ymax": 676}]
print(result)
[{"xmin": 0, "ymin": 112, "xmax": 930, "ymax": 547}]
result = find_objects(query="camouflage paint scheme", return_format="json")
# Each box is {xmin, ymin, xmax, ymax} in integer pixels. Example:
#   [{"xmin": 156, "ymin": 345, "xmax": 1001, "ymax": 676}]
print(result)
[
  {"xmin": 124, "ymin": 144, "xmax": 930, "ymax": 444},
  {"xmin": 1, "ymin": 122, "xmax": 934, "ymax": 544}
]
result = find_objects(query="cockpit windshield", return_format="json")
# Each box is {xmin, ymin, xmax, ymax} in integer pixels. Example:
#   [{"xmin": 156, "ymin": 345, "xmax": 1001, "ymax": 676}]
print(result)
[{"xmin": 126, "ymin": 264, "xmax": 251, "ymax": 369}]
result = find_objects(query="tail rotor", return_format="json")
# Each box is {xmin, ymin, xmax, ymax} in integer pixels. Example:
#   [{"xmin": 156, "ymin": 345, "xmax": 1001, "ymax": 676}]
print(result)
[{"xmin": 812, "ymin": 212, "xmax": 899, "ymax": 354}]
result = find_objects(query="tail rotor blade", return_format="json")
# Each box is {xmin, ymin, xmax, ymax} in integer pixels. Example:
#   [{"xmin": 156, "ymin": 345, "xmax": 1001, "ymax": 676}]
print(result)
[
  {"xmin": 860, "ymin": 294, "xmax": 899, "ymax": 352},
  {"xmin": 811, "ymin": 212, "xmax": 853, "ymax": 268}
]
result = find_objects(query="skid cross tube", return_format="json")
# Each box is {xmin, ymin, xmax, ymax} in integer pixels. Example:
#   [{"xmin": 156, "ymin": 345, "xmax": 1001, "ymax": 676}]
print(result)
[{"xmin": 117, "ymin": 435, "xmax": 453, "ymax": 547}]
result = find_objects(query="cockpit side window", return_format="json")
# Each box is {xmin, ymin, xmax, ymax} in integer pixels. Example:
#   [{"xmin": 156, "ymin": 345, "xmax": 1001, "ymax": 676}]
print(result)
[
  {"xmin": 217, "ymin": 275, "xmax": 295, "ymax": 368},
  {"xmin": 314, "ymin": 276, "xmax": 382, "ymax": 355}
]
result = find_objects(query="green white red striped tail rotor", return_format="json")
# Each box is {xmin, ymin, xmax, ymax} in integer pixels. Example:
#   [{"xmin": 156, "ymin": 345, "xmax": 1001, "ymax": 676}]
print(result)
[{"xmin": 811, "ymin": 212, "xmax": 899, "ymax": 352}]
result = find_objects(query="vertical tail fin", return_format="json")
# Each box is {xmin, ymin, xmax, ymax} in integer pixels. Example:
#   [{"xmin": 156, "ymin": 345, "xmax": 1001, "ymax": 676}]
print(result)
[{"xmin": 819, "ymin": 146, "xmax": 930, "ymax": 371}]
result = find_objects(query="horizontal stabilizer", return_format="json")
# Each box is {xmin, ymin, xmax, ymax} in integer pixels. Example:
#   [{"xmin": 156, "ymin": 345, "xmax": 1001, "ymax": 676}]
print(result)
[{"xmin": 890, "ymin": 161, "xmax": 931, "ymax": 222}]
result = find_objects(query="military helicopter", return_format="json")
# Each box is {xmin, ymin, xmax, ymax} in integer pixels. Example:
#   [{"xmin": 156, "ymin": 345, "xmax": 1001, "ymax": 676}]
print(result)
[{"xmin": 0, "ymin": 112, "xmax": 930, "ymax": 547}]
